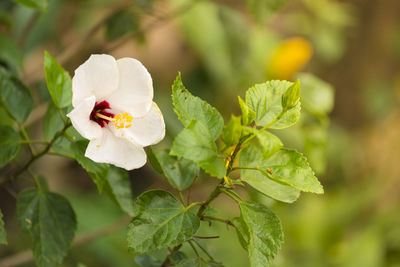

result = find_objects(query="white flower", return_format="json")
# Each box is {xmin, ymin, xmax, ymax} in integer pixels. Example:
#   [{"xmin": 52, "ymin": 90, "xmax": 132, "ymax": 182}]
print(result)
[{"xmin": 67, "ymin": 54, "xmax": 165, "ymax": 170}]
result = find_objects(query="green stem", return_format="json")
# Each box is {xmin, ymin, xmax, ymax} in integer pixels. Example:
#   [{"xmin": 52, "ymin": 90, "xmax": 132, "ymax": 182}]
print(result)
[
  {"xmin": 178, "ymin": 191, "xmax": 186, "ymax": 206},
  {"xmin": 192, "ymin": 238, "xmax": 215, "ymax": 261},
  {"xmin": 188, "ymin": 240, "xmax": 202, "ymax": 260},
  {"xmin": 20, "ymin": 140, "xmax": 48, "ymax": 145},
  {"xmin": 241, "ymin": 109, "xmax": 287, "ymax": 146},
  {"xmin": 220, "ymin": 188, "xmax": 242, "ymax": 203},
  {"xmin": 196, "ymin": 182, "xmax": 222, "ymax": 218},
  {"xmin": 202, "ymin": 216, "xmax": 235, "ymax": 227},
  {"xmin": 18, "ymin": 123, "xmax": 35, "ymax": 155},
  {"xmin": 12, "ymin": 123, "xmax": 71, "ymax": 179}
]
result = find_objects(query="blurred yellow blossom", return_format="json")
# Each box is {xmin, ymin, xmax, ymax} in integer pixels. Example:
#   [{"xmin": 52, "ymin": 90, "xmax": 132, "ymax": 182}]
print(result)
[{"xmin": 267, "ymin": 37, "xmax": 313, "ymax": 80}]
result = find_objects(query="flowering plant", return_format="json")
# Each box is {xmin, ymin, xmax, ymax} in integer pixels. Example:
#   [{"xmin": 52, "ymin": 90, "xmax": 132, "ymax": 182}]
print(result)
[{"xmin": 0, "ymin": 49, "xmax": 332, "ymax": 266}]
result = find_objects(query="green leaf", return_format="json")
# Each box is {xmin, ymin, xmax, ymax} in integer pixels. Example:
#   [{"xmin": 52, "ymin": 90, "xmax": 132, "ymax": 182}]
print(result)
[
  {"xmin": 72, "ymin": 141, "xmax": 110, "ymax": 192},
  {"xmin": 239, "ymin": 201, "xmax": 283, "ymax": 267},
  {"xmin": 153, "ymin": 149, "xmax": 199, "ymax": 191},
  {"xmin": 297, "ymin": 73, "xmax": 334, "ymax": 116},
  {"xmin": 246, "ymin": 0, "xmax": 289, "ymax": 24},
  {"xmin": 103, "ymin": 166, "xmax": 134, "ymax": 216},
  {"xmin": 245, "ymin": 128, "xmax": 282, "ymax": 158},
  {"xmin": 171, "ymin": 120, "xmax": 226, "ymax": 178},
  {"xmin": 17, "ymin": 188, "xmax": 77, "ymax": 267},
  {"xmin": 43, "ymin": 102, "xmax": 64, "ymax": 141},
  {"xmin": 0, "ymin": 33, "xmax": 23, "ymax": 68},
  {"xmin": 0, "ymin": 125, "xmax": 21, "ymax": 168},
  {"xmin": 127, "ymin": 190, "xmax": 200, "ymax": 253},
  {"xmin": 0, "ymin": 67, "xmax": 33, "ymax": 123},
  {"xmin": 231, "ymin": 217, "xmax": 248, "ymax": 250},
  {"xmin": 147, "ymin": 146, "xmax": 164, "ymax": 174},
  {"xmin": 44, "ymin": 51, "xmax": 72, "ymax": 108},
  {"xmin": 282, "ymin": 80, "xmax": 300, "ymax": 110},
  {"xmin": 106, "ymin": 10, "xmax": 140, "ymax": 41},
  {"xmin": 239, "ymin": 145, "xmax": 300, "ymax": 203},
  {"xmin": 238, "ymin": 96, "xmax": 256, "ymax": 126},
  {"xmin": 245, "ymin": 80, "xmax": 301, "ymax": 129},
  {"xmin": 0, "ymin": 209, "xmax": 7, "ymax": 245},
  {"xmin": 222, "ymin": 115, "xmax": 242, "ymax": 147},
  {"xmin": 261, "ymin": 148, "xmax": 324, "ymax": 194},
  {"xmin": 172, "ymin": 74, "xmax": 224, "ymax": 140},
  {"xmin": 12, "ymin": 0, "xmax": 48, "ymax": 11}
]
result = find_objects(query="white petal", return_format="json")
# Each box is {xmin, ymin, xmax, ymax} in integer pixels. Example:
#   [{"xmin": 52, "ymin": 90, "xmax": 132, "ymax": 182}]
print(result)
[
  {"xmin": 110, "ymin": 102, "xmax": 165, "ymax": 147},
  {"xmin": 66, "ymin": 96, "xmax": 102, "ymax": 140},
  {"xmin": 106, "ymin": 58, "xmax": 153, "ymax": 117},
  {"xmin": 72, "ymin": 54, "xmax": 119, "ymax": 107},
  {"xmin": 85, "ymin": 130, "xmax": 147, "ymax": 170}
]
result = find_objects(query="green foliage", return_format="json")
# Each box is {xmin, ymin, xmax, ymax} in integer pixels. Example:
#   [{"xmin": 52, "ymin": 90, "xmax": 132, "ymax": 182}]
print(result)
[
  {"xmin": 0, "ymin": 33, "xmax": 23, "ymax": 69},
  {"xmin": 282, "ymin": 80, "xmax": 301, "ymax": 110},
  {"xmin": 260, "ymin": 148, "xmax": 323, "ymax": 194},
  {"xmin": 238, "ymin": 96, "xmax": 256, "ymax": 126},
  {"xmin": 238, "ymin": 201, "xmax": 283, "ymax": 267},
  {"xmin": 103, "ymin": 166, "xmax": 134, "ymax": 216},
  {"xmin": 172, "ymin": 73, "xmax": 224, "ymax": 140},
  {"xmin": 0, "ymin": 125, "xmax": 21, "ymax": 168},
  {"xmin": 239, "ymin": 145, "xmax": 300, "ymax": 203},
  {"xmin": 12, "ymin": 0, "xmax": 48, "ymax": 11},
  {"xmin": 0, "ymin": 209, "xmax": 7, "ymax": 245},
  {"xmin": 245, "ymin": 128, "xmax": 282, "ymax": 158},
  {"xmin": 17, "ymin": 188, "xmax": 77, "ymax": 267},
  {"xmin": 106, "ymin": 10, "xmax": 140, "ymax": 41},
  {"xmin": 151, "ymin": 149, "xmax": 200, "ymax": 191},
  {"xmin": 0, "ymin": 67, "xmax": 33, "ymax": 123},
  {"xmin": 222, "ymin": 115, "xmax": 242, "ymax": 147},
  {"xmin": 44, "ymin": 51, "xmax": 72, "ymax": 108},
  {"xmin": 72, "ymin": 141, "xmax": 110, "ymax": 192},
  {"xmin": 171, "ymin": 120, "xmax": 225, "ymax": 178},
  {"xmin": 127, "ymin": 190, "xmax": 200, "ymax": 253},
  {"xmin": 43, "ymin": 102, "xmax": 65, "ymax": 141},
  {"xmin": 298, "ymin": 73, "xmax": 334, "ymax": 116},
  {"xmin": 245, "ymin": 80, "xmax": 301, "ymax": 129}
]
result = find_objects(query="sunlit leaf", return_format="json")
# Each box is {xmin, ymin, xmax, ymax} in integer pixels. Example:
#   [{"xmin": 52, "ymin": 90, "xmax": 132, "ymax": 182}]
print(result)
[
  {"xmin": 171, "ymin": 120, "xmax": 226, "ymax": 178},
  {"xmin": 239, "ymin": 145, "xmax": 300, "ymax": 203},
  {"xmin": 239, "ymin": 201, "xmax": 283, "ymax": 267},
  {"xmin": 222, "ymin": 115, "xmax": 242, "ymax": 147},
  {"xmin": 172, "ymin": 73, "xmax": 224, "ymax": 140},
  {"xmin": 245, "ymin": 80, "xmax": 301, "ymax": 129},
  {"xmin": 238, "ymin": 96, "xmax": 256, "ymax": 126}
]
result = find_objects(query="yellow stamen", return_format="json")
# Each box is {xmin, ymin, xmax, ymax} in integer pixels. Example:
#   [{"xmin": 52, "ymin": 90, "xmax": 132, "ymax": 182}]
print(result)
[
  {"xmin": 114, "ymin": 112, "xmax": 133, "ymax": 129},
  {"xmin": 95, "ymin": 112, "xmax": 115, "ymax": 122}
]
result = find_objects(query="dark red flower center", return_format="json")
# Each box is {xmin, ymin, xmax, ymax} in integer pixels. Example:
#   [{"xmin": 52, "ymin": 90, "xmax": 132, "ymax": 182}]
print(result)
[{"xmin": 90, "ymin": 100, "xmax": 115, "ymax": 128}]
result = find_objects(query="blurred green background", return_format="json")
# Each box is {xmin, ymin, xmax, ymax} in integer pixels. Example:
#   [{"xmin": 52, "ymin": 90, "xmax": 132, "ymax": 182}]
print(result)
[{"xmin": 1, "ymin": 0, "xmax": 400, "ymax": 266}]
